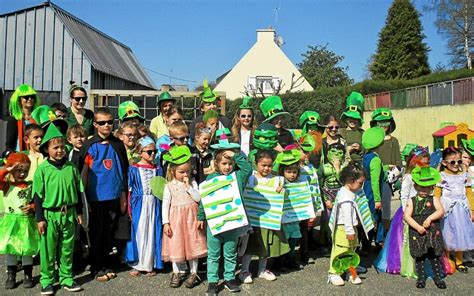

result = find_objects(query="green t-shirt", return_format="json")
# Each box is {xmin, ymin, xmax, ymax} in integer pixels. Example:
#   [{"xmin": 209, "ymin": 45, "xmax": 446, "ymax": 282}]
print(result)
[{"xmin": 32, "ymin": 160, "xmax": 83, "ymax": 208}]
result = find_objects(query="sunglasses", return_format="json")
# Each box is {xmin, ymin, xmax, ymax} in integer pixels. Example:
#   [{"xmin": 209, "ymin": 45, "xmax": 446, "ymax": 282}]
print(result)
[
  {"xmin": 448, "ymin": 160, "xmax": 463, "ymax": 165},
  {"xmin": 124, "ymin": 133, "xmax": 136, "ymax": 138},
  {"xmin": 72, "ymin": 96, "xmax": 87, "ymax": 102},
  {"xmin": 327, "ymin": 125, "xmax": 340, "ymax": 130},
  {"xmin": 240, "ymin": 114, "xmax": 252, "ymax": 119},
  {"xmin": 95, "ymin": 120, "xmax": 114, "ymax": 126},
  {"xmin": 173, "ymin": 136, "xmax": 189, "ymax": 142},
  {"xmin": 21, "ymin": 95, "xmax": 36, "ymax": 101},
  {"xmin": 142, "ymin": 149, "xmax": 157, "ymax": 156}
]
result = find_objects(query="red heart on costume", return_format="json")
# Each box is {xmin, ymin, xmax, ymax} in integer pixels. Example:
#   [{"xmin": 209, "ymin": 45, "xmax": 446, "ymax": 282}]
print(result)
[{"xmin": 103, "ymin": 159, "xmax": 112, "ymax": 170}]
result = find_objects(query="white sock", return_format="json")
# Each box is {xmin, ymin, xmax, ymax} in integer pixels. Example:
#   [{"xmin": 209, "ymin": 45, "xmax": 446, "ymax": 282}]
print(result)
[
  {"xmin": 189, "ymin": 259, "xmax": 198, "ymax": 274},
  {"xmin": 241, "ymin": 255, "xmax": 252, "ymax": 273},
  {"xmin": 172, "ymin": 262, "xmax": 180, "ymax": 273},
  {"xmin": 5, "ymin": 254, "xmax": 17, "ymax": 266},
  {"xmin": 258, "ymin": 257, "xmax": 268, "ymax": 273}
]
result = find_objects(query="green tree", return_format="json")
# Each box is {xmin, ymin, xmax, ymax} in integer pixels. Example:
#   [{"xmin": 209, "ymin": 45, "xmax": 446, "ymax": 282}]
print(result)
[
  {"xmin": 426, "ymin": 0, "xmax": 473, "ymax": 69},
  {"xmin": 298, "ymin": 44, "xmax": 353, "ymax": 89},
  {"xmin": 370, "ymin": 0, "xmax": 430, "ymax": 80}
]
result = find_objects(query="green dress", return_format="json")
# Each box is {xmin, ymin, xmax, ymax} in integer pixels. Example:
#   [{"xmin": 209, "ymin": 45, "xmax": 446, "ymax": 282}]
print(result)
[{"xmin": 0, "ymin": 182, "xmax": 40, "ymax": 256}]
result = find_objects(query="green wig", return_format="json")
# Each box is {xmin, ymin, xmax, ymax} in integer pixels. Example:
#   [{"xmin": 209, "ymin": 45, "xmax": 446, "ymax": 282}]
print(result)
[
  {"xmin": 203, "ymin": 109, "xmax": 219, "ymax": 123},
  {"xmin": 9, "ymin": 84, "xmax": 40, "ymax": 120}
]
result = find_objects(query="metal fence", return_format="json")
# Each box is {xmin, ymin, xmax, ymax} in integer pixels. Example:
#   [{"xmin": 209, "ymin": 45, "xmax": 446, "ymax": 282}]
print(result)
[
  {"xmin": 88, "ymin": 90, "xmax": 226, "ymax": 126},
  {"xmin": 365, "ymin": 77, "xmax": 474, "ymax": 110}
]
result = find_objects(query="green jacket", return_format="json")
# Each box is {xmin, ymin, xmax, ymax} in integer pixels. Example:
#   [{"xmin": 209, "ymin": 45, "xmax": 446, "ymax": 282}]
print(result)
[{"xmin": 197, "ymin": 152, "xmax": 252, "ymax": 221}]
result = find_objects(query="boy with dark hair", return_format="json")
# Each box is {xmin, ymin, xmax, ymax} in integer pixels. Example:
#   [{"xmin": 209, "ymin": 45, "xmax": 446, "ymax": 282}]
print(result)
[{"xmin": 78, "ymin": 107, "xmax": 129, "ymax": 283}]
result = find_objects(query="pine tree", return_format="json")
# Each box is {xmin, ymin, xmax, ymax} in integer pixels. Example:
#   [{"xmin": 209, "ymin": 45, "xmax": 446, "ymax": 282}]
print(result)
[{"xmin": 370, "ymin": 0, "xmax": 430, "ymax": 80}]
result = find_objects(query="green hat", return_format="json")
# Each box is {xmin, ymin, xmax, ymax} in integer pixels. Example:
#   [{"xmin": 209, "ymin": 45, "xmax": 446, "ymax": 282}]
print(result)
[
  {"xmin": 362, "ymin": 127, "xmax": 385, "ymax": 150},
  {"xmin": 40, "ymin": 123, "xmax": 65, "ymax": 152},
  {"xmin": 461, "ymin": 139, "xmax": 474, "ymax": 156},
  {"xmin": 401, "ymin": 143, "xmax": 418, "ymax": 159},
  {"xmin": 332, "ymin": 251, "xmax": 360, "ymax": 274},
  {"xmin": 259, "ymin": 96, "xmax": 289, "ymax": 123},
  {"xmin": 370, "ymin": 108, "xmax": 396, "ymax": 133},
  {"xmin": 411, "ymin": 166, "xmax": 441, "ymax": 187},
  {"xmin": 299, "ymin": 135, "xmax": 316, "ymax": 152},
  {"xmin": 299, "ymin": 111, "xmax": 323, "ymax": 133},
  {"xmin": 31, "ymin": 105, "xmax": 68, "ymax": 135},
  {"xmin": 118, "ymin": 101, "xmax": 144, "ymax": 121},
  {"xmin": 162, "ymin": 145, "xmax": 192, "ymax": 165},
  {"xmin": 239, "ymin": 97, "xmax": 253, "ymax": 109},
  {"xmin": 253, "ymin": 123, "xmax": 278, "ymax": 150},
  {"xmin": 341, "ymin": 91, "xmax": 365, "ymax": 123},
  {"xmin": 200, "ymin": 80, "xmax": 219, "ymax": 103},
  {"xmin": 210, "ymin": 128, "xmax": 241, "ymax": 150},
  {"xmin": 275, "ymin": 149, "xmax": 302, "ymax": 166},
  {"xmin": 203, "ymin": 109, "xmax": 219, "ymax": 123},
  {"xmin": 158, "ymin": 92, "xmax": 175, "ymax": 104}
]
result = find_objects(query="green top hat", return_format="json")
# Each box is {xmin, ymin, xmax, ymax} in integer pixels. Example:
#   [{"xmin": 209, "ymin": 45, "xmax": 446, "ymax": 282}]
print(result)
[
  {"xmin": 462, "ymin": 139, "xmax": 474, "ymax": 156},
  {"xmin": 341, "ymin": 91, "xmax": 365, "ymax": 123},
  {"xmin": 299, "ymin": 135, "xmax": 316, "ymax": 152},
  {"xmin": 370, "ymin": 107, "xmax": 396, "ymax": 133},
  {"xmin": 31, "ymin": 105, "xmax": 68, "ymax": 135},
  {"xmin": 40, "ymin": 123, "xmax": 65, "ymax": 152},
  {"xmin": 332, "ymin": 251, "xmax": 360, "ymax": 274},
  {"xmin": 200, "ymin": 80, "xmax": 219, "ymax": 103},
  {"xmin": 299, "ymin": 111, "xmax": 323, "ymax": 134},
  {"xmin": 401, "ymin": 143, "xmax": 418, "ymax": 159},
  {"xmin": 411, "ymin": 166, "xmax": 441, "ymax": 187},
  {"xmin": 253, "ymin": 123, "xmax": 278, "ymax": 150},
  {"xmin": 210, "ymin": 128, "xmax": 241, "ymax": 150},
  {"xmin": 158, "ymin": 92, "xmax": 175, "ymax": 104},
  {"xmin": 239, "ymin": 97, "xmax": 253, "ymax": 110},
  {"xmin": 163, "ymin": 145, "xmax": 192, "ymax": 165},
  {"xmin": 118, "ymin": 101, "xmax": 144, "ymax": 121},
  {"xmin": 260, "ymin": 96, "xmax": 289, "ymax": 123},
  {"xmin": 275, "ymin": 148, "xmax": 302, "ymax": 166},
  {"xmin": 362, "ymin": 127, "xmax": 385, "ymax": 150}
]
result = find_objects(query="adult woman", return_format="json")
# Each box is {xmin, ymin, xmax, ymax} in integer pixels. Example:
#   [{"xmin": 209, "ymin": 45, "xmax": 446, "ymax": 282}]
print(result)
[
  {"xmin": 5, "ymin": 84, "xmax": 40, "ymax": 151},
  {"xmin": 340, "ymin": 92, "xmax": 365, "ymax": 162},
  {"xmin": 66, "ymin": 85, "xmax": 94, "ymax": 137},
  {"xmin": 149, "ymin": 91, "xmax": 175, "ymax": 139},
  {"xmin": 322, "ymin": 116, "xmax": 347, "ymax": 164},
  {"xmin": 231, "ymin": 97, "xmax": 256, "ymax": 156}
]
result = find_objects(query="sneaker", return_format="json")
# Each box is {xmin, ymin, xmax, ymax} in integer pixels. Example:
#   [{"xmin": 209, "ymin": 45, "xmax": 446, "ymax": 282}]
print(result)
[
  {"xmin": 184, "ymin": 273, "xmax": 201, "ymax": 289},
  {"xmin": 63, "ymin": 282, "xmax": 83, "ymax": 292},
  {"xmin": 257, "ymin": 269, "xmax": 277, "ymax": 281},
  {"xmin": 206, "ymin": 282, "xmax": 218, "ymax": 296},
  {"xmin": 23, "ymin": 274, "xmax": 34, "ymax": 289},
  {"xmin": 169, "ymin": 273, "xmax": 182, "ymax": 288},
  {"xmin": 349, "ymin": 275, "xmax": 362, "ymax": 285},
  {"xmin": 5, "ymin": 271, "xmax": 16, "ymax": 289},
  {"xmin": 434, "ymin": 279, "xmax": 447, "ymax": 289},
  {"xmin": 328, "ymin": 274, "xmax": 345, "ymax": 286},
  {"xmin": 41, "ymin": 285, "xmax": 55, "ymax": 295},
  {"xmin": 224, "ymin": 279, "xmax": 241, "ymax": 292},
  {"xmin": 238, "ymin": 271, "xmax": 253, "ymax": 284}
]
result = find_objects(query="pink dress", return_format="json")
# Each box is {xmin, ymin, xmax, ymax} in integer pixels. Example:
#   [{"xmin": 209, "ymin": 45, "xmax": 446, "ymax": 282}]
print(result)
[{"xmin": 161, "ymin": 180, "xmax": 207, "ymax": 262}]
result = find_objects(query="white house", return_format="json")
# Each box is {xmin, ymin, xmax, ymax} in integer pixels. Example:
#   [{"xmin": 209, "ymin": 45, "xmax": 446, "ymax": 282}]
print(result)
[{"xmin": 214, "ymin": 28, "xmax": 313, "ymax": 100}]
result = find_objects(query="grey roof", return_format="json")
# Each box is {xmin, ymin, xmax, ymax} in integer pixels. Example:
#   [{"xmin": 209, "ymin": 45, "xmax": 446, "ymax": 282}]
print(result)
[{"xmin": 50, "ymin": 3, "xmax": 156, "ymax": 89}]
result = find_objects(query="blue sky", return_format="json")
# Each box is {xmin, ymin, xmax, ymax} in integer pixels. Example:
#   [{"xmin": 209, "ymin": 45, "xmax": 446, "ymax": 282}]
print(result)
[{"xmin": 1, "ymin": 0, "xmax": 446, "ymax": 89}]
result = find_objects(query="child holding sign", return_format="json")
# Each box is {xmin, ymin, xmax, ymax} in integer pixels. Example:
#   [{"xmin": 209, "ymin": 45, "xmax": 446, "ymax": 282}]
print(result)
[
  {"xmin": 197, "ymin": 129, "xmax": 251, "ymax": 295},
  {"xmin": 161, "ymin": 145, "xmax": 207, "ymax": 289},
  {"xmin": 240, "ymin": 150, "xmax": 288, "ymax": 284}
]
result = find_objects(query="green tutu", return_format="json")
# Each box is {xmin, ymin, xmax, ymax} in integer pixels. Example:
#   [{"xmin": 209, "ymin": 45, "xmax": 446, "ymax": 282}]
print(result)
[
  {"xmin": 0, "ymin": 213, "xmax": 40, "ymax": 256},
  {"xmin": 245, "ymin": 227, "xmax": 290, "ymax": 258}
]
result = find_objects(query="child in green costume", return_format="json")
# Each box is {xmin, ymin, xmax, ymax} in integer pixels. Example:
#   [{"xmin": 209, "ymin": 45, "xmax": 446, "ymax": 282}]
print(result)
[
  {"xmin": 33, "ymin": 123, "xmax": 84, "ymax": 295},
  {"xmin": 197, "ymin": 129, "xmax": 251, "ymax": 295},
  {"xmin": 0, "ymin": 152, "xmax": 39, "ymax": 290}
]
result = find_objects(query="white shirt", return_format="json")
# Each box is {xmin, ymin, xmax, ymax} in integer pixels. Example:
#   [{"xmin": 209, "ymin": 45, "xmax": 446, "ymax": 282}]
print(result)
[
  {"xmin": 336, "ymin": 186, "xmax": 359, "ymax": 235},
  {"xmin": 400, "ymin": 174, "xmax": 417, "ymax": 210},
  {"xmin": 240, "ymin": 130, "xmax": 251, "ymax": 156}
]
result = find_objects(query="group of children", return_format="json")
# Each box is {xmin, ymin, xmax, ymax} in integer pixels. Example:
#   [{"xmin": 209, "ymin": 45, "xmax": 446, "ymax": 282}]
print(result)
[{"xmin": 1, "ymin": 83, "xmax": 474, "ymax": 296}]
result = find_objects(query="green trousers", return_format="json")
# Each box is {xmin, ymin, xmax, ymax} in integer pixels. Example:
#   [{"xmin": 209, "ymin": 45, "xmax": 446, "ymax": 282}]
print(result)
[
  {"xmin": 206, "ymin": 227, "xmax": 239, "ymax": 283},
  {"xmin": 40, "ymin": 209, "xmax": 76, "ymax": 288},
  {"xmin": 329, "ymin": 225, "xmax": 359, "ymax": 275}
]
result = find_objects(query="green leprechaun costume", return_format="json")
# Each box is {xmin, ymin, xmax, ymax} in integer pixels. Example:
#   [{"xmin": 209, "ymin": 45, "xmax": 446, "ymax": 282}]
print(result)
[
  {"xmin": 340, "ymin": 92, "xmax": 365, "ymax": 161},
  {"xmin": 33, "ymin": 123, "xmax": 84, "ymax": 291}
]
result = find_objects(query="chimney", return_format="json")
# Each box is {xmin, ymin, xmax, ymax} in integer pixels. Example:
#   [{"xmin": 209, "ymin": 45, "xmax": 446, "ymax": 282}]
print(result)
[{"xmin": 256, "ymin": 29, "xmax": 276, "ymax": 44}]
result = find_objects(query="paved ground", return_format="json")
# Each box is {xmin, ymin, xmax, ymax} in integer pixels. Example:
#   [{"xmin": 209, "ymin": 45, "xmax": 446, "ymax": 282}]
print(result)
[{"xmin": 1, "ymin": 200, "xmax": 473, "ymax": 295}]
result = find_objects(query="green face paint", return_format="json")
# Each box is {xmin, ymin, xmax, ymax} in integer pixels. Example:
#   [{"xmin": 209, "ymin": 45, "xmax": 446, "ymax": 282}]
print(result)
[{"xmin": 327, "ymin": 147, "xmax": 344, "ymax": 163}]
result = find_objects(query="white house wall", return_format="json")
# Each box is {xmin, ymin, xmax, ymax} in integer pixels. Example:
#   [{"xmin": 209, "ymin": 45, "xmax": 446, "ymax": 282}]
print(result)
[
  {"xmin": 0, "ymin": 6, "xmax": 92, "ymax": 102},
  {"xmin": 215, "ymin": 30, "xmax": 314, "ymax": 100}
]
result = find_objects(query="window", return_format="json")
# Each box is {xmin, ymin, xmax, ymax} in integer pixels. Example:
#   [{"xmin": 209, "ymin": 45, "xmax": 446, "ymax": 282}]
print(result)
[{"xmin": 248, "ymin": 76, "xmax": 281, "ymax": 94}]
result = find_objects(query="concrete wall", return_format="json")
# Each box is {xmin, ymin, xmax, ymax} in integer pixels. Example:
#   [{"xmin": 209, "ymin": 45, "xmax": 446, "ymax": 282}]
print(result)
[{"xmin": 362, "ymin": 103, "xmax": 474, "ymax": 150}]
